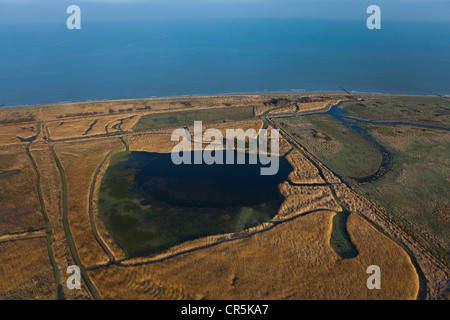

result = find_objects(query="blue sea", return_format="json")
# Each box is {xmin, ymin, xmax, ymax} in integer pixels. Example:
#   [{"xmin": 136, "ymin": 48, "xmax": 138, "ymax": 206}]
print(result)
[{"xmin": 1, "ymin": 19, "xmax": 449, "ymax": 107}]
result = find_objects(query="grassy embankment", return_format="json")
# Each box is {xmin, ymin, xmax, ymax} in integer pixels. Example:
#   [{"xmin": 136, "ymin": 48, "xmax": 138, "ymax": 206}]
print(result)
[
  {"xmin": 50, "ymin": 145, "xmax": 102, "ymax": 300},
  {"xmin": 26, "ymin": 146, "xmax": 63, "ymax": 300},
  {"xmin": 278, "ymin": 97, "xmax": 450, "ymax": 265}
]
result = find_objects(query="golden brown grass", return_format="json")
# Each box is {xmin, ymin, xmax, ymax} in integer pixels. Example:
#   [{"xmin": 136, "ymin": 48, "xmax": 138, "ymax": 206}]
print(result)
[
  {"xmin": 0, "ymin": 229, "xmax": 46, "ymax": 243},
  {"xmin": 46, "ymin": 114, "xmax": 143, "ymax": 140},
  {"xmin": 253, "ymin": 98, "xmax": 337, "ymax": 116},
  {"xmin": 89, "ymin": 210, "xmax": 418, "ymax": 300},
  {"xmin": 0, "ymin": 94, "xmax": 442, "ymax": 300},
  {"xmin": 122, "ymin": 129, "xmax": 181, "ymax": 154},
  {"xmin": 106, "ymin": 114, "xmax": 141, "ymax": 133},
  {"xmin": 286, "ymin": 150, "xmax": 325, "ymax": 184},
  {"xmin": 118, "ymin": 222, "xmax": 275, "ymax": 267},
  {"xmin": 30, "ymin": 145, "xmax": 92, "ymax": 299},
  {"xmin": 46, "ymin": 118, "xmax": 103, "ymax": 140},
  {"xmin": 278, "ymin": 137, "xmax": 293, "ymax": 157},
  {"xmin": 194, "ymin": 119, "xmax": 264, "ymax": 137},
  {"xmin": 0, "ymin": 238, "xmax": 56, "ymax": 300},
  {"xmin": 190, "ymin": 119, "xmax": 265, "ymax": 150},
  {"xmin": 276, "ymin": 183, "xmax": 342, "ymax": 221},
  {"xmin": 268, "ymin": 105, "xmax": 297, "ymax": 115},
  {"xmin": 0, "ymin": 145, "xmax": 44, "ymax": 235},
  {"xmin": 0, "ymin": 124, "xmax": 37, "ymax": 145},
  {"xmin": 297, "ymin": 100, "xmax": 341, "ymax": 113},
  {"xmin": 123, "ymin": 119, "xmax": 266, "ymax": 155},
  {"xmin": 54, "ymin": 137, "xmax": 124, "ymax": 268},
  {"xmin": 7, "ymin": 94, "xmax": 268, "ymax": 123}
]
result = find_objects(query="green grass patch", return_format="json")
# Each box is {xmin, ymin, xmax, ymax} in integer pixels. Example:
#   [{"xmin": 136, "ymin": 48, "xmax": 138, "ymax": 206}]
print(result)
[
  {"xmin": 279, "ymin": 114, "xmax": 382, "ymax": 179},
  {"xmin": 133, "ymin": 106, "xmax": 255, "ymax": 131},
  {"xmin": 344, "ymin": 97, "xmax": 450, "ymax": 128},
  {"xmin": 355, "ymin": 126, "xmax": 450, "ymax": 263},
  {"xmin": 330, "ymin": 210, "xmax": 358, "ymax": 259}
]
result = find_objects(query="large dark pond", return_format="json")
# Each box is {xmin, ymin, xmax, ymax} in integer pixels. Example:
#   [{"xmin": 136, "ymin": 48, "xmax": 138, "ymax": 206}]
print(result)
[{"xmin": 98, "ymin": 151, "xmax": 292, "ymax": 257}]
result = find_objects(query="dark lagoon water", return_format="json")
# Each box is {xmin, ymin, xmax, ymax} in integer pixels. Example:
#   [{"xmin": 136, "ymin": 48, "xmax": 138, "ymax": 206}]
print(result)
[
  {"xmin": 98, "ymin": 151, "xmax": 292, "ymax": 257},
  {"xmin": 1, "ymin": 19, "xmax": 449, "ymax": 107}
]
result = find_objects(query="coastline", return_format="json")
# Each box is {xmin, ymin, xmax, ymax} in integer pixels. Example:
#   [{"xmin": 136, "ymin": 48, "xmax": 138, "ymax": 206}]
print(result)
[{"xmin": 2, "ymin": 89, "xmax": 449, "ymax": 110}]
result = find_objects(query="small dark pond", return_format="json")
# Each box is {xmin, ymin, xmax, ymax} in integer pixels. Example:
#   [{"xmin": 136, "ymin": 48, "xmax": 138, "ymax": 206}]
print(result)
[{"xmin": 98, "ymin": 151, "xmax": 292, "ymax": 257}]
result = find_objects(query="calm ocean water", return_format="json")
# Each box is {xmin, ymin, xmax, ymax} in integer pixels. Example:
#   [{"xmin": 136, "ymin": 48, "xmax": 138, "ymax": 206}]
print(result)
[{"xmin": 1, "ymin": 19, "xmax": 449, "ymax": 107}]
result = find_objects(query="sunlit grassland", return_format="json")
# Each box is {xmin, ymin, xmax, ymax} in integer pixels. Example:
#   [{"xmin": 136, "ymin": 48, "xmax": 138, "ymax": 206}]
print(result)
[
  {"xmin": 88, "ymin": 210, "xmax": 419, "ymax": 300},
  {"xmin": 133, "ymin": 106, "xmax": 255, "ymax": 131},
  {"xmin": 0, "ymin": 238, "xmax": 55, "ymax": 300},
  {"xmin": 355, "ymin": 125, "xmax": 450, "ymax": 263},
  {"xmin": 276, "ymin": 114, "xmax": 382, "ymax": 179},
  {"xmin": 0, "ymin": 169, "xmax": 20, "ymax": 179},
  {"xmin": 344, "ymin": 97, "xmax": 450, "ymax": 128}
]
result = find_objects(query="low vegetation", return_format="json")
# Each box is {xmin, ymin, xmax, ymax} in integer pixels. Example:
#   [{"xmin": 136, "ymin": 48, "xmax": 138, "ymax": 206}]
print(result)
[
  {"xmin": 344, "ymin": 97, "xmax": 450, "ymax": 128},
  {"xmin": 330, "ymin": 210, "xmax": 358, "ymax": 259},
  {"xmin": 133, "ymin": 105, "xmax": 255, "ymax": 131},
  {"xmin": 275, "ymin": 114, "xmax": 382, "ymax": 179},
  {"xmin": 356, "ymin": 125, "xmax": 450, "ymax": 264},
  {"xmin": 89, "ymin": 210, "xmax": 419, "ymax": 300},
  {"xmin": 0, "ymin": 94, "xmax": 446, "ymax": 300}
]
